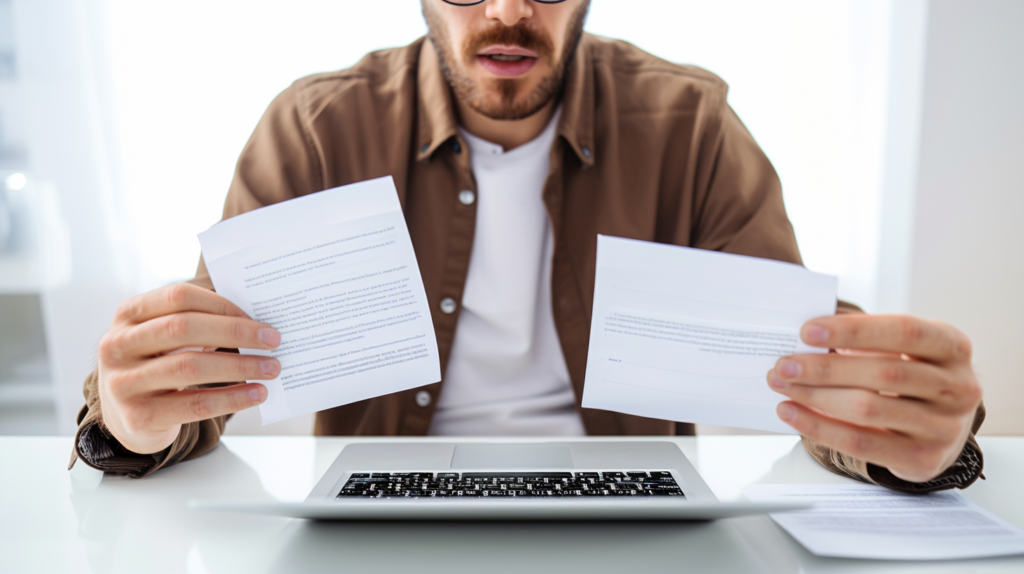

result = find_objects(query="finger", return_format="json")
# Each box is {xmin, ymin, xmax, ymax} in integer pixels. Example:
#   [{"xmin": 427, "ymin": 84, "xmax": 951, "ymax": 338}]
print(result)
[
  {"xmin": 772, "ymin": 384, "xmax": 951, "ymax": 435},
  {"xmin": 115, "ymin": 283, "xmax": 249, "ymax": 325},
  {"xmin": 109, "ymin": 352, "xmax": 281, "ymax": 397},
  {"xmin": 119, "ymin": 312, "xmax": 280, "ymax": 358},
  {"xmin": 776, "ymin": 400, "xmax": 915, "ymax": 470},
  {"xmin": 150, "ymin": 383, "xmax": 268, "ymax": 427},
  {"xmin": 835, "ymin": 348, "xmax": 903, "ymax": 360},
  {"xmin": 771, "ymin": 354, "xmax": 965, "ymax": 405},
  {"xmin": 800, "ymin": 315, "xmax": 972, "ymax": 365}
]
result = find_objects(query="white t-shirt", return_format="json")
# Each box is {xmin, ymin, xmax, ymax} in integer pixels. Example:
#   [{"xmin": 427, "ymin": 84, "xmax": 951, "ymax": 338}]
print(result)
[{"xmin": 428, "ymin": 109, "xmax": 586, "ymax": 436}]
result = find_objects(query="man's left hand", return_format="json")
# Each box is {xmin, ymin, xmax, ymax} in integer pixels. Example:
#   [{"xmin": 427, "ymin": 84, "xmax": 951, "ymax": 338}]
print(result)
[{"xmin": 768, "ymin": 314, "xmax": 982, "ymax": 483}]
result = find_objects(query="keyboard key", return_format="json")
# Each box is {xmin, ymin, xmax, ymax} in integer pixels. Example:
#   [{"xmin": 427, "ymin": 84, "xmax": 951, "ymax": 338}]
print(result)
[
  {"xmin": 463, "ymin": 472, "xmax": 573, "ymax": 480},
  {"xmin": 353, "ymin": 478, "xmax": 389, "ymax": 484},
  {"xmin": 651, "ymin": 490, "xmax": 685, "ymax": 496},
  {"xmin": 650, "ymin": 484, "xmax": 683, "ymax": 494},
  {"xmin": 528, "ymin": 483, "xmax": 556, "ymax": 490}
]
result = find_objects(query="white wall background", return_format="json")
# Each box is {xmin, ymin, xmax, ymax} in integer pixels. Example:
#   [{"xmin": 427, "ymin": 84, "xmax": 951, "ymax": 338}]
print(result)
[{"xmin": 907, "ymin": 0, "xmax": 1024, "ymax": 435}]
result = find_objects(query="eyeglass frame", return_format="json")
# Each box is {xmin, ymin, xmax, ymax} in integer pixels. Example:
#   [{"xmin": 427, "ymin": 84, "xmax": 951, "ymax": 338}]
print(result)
[{"xmin": 441, "ymin": 0, "xmax": 568, "ymax": 6}]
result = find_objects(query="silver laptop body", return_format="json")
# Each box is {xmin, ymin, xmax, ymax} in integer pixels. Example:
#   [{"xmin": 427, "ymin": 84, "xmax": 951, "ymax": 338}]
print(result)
[{"xmin": 191, "ymin": 440, "xmax": 809, "ymax": 520}]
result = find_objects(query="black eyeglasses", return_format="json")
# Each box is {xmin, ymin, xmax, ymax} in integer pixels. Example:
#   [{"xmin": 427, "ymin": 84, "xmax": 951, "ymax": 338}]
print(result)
[{"xmin": 442, "ymin": 0, "xmax": 567, "ymax": 6}]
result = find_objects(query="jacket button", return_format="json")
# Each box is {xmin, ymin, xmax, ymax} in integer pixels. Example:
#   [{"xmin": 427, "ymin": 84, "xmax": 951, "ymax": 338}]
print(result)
[
  {"xmin": 416, "ymin": 391, "xmax": 431, "ymax": 407},
  {"xmin": 453, "ymin": 141, "xmax": 462, "ymax": 154},
  {"xmin": 440, "ymin": 297, "xmax": 458, "ymax": 314},
  {"xmin": 582, "ymin": 146, "xmax": 592, "ymax": 158},
  {"xmin": 421, "ymin": 142, "xmax": 431, "ymax": 153},
  {"xmin": 458, "ymin": 189, "xmax": 476, "ymax": 205}
]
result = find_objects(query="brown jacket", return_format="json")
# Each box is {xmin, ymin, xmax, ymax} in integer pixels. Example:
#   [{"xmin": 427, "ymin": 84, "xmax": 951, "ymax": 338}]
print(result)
[{"xmin": 70, "ymin": 35, "xmax": 984, "ymax": 491}]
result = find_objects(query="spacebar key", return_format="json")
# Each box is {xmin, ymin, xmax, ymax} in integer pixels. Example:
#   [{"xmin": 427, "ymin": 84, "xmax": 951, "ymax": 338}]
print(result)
[{"xmin": 461, "ymin": 473, "xmax": 573, "ymax": 479}]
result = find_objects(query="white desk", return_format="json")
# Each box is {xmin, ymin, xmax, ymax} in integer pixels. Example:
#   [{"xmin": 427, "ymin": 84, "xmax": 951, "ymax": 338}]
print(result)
[{"xmin": 2, "ymin": 435, "xmax": 1022, "ymax": 573}]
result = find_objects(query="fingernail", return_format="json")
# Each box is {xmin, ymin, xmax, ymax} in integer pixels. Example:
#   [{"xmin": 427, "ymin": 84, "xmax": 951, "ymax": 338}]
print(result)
[
  {"xmin": 803, "ymin": 325, "xmax": 829, "ymax": 345},
  {"xmin": 778, "ymin": 359, "xmax": 801, "ymax": 378},
  {"xmin": 258, "ymin": 328, "xmax": 281, "ymax": 347},
  {"xmin": 260, "ymin": 359, "xmax": 280, "ymax": 376},
  {"xmin": 777, "ymin": 403, "xmax": 797, "ymax": 422},
  {"xmin": 769, "ymin": 371, "xmax": 786, "ymax": 389},
  {"xmin": 248, "ymin": 384, "xmax": 267, "ymax": 403}
]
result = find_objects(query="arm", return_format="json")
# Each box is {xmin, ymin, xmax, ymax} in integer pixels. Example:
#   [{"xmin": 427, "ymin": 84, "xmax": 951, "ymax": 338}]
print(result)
[
  {"xmin": 683, "ymin": 97, "xmax": 984, "ymax": 492},
  {"xmin": 795, "ymin": 302, "xmax": 985, "ymax": 491},
  {"xmin": 771, "ymin": 312, "xmax": 985, "ymax": 491},
  {"xmin": 70, "ymin": 83, "xmax": 322, "ymax": 477}
]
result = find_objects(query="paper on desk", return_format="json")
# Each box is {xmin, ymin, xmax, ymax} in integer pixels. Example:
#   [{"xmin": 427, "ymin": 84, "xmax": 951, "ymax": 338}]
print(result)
[
  {"xmin": 581, "ymin": 236, "xmax": 837, "ymax": 433},
  {"xmin": 743, "ymin": 484, "xmax": 1024, "ymax": 560},
  {"xmin": 198, "ymin": 176, "xmax": 440, "ymax": 425}
]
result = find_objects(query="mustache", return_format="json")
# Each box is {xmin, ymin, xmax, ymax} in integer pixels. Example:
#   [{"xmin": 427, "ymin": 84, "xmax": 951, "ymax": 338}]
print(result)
[{"xmin": 462, "ymin": 23, "xmax": 555, "ymax": 62}]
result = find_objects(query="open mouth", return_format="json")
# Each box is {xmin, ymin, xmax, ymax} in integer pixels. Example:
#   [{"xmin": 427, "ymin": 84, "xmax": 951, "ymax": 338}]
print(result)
[{"xmin": 476, "ymin": 44, "xmax": 540, "ymax": 77}]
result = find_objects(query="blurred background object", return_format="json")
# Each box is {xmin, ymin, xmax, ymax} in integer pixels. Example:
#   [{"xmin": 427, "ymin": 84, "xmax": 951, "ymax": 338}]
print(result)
[{"xmin": 0, "ymin": 0, "xmax": 1020, "ymax": 437}]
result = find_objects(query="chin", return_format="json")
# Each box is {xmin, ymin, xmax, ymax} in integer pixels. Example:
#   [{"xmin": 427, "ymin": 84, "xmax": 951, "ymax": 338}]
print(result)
[{"xmin": 470, "ymin": 97, "xmax": 544, "ymax": 121}]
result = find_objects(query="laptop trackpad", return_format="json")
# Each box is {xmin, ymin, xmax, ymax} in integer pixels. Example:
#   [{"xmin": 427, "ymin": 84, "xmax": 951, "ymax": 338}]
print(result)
[{"xmin": 450, "ymin": 444, "xmax": 575, "ymax": 469}]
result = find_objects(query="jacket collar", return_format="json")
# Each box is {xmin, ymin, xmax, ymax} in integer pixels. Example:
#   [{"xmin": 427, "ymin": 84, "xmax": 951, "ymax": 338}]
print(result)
[
  {"xmin": 416, "ymin": 38, "xmax": 460, "ymax": 161},
  {"xmin": 416, "ymin": 34, "xmax": 596, "ymax": 167},
  {"xmin": 555, "ymin": 33, "xmax": 596, "ymax": 167}
]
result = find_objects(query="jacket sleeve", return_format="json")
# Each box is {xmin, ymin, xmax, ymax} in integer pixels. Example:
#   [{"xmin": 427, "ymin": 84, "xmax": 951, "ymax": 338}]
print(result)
[
  {"xmin": 69, "ymin": 83, "xmax": 322, "ymax": 477},
  {"xmin": 802, "ymin": 404, "xmax": 986, "ymax": 492},
  {"xmin": 684, "ymin": 96, "xmax": 985, "ymax": 492}
]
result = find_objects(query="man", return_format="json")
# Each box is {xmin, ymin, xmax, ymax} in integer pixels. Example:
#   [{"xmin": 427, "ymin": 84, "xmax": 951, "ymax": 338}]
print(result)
[{"xmin": 70, "ymin": 0, "xmax": 984, "ymax": 492}]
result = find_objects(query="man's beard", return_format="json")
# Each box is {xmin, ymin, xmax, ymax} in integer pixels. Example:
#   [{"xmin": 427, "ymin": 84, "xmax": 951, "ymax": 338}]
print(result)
[{"xmin": 424, "ymin": 2, "xmax": 589, "ymax": 121}]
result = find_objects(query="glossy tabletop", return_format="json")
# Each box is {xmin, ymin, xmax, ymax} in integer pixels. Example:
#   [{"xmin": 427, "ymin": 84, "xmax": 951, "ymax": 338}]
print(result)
[{"xmin": 2, "ymin": 435, "xmax": 1023, "ymax": 573}]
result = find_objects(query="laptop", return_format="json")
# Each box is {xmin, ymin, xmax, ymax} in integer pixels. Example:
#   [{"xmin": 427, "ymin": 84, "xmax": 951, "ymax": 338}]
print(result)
[{"xmin": 190, "ymin": 440, "xmax": 809, "ymax": 520}]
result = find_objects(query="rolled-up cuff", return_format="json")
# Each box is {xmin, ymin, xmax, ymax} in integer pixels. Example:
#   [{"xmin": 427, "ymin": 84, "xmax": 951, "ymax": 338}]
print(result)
[
  {"xmin": 804, "ymin": 432, "xmax": 985, "ymax": 494},
  {"xmin": 71, "ymin": 418, "xmax": 174, "ymax": 478},
  {"xmin": 866, "ymin": 437, "xmax": 984, "ymax": 493}
]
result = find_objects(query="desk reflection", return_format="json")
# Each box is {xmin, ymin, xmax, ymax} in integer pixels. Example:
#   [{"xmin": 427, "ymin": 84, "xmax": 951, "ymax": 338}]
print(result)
[{"xmin": 70, "ymin": 443, "xmax": 287, "ymax": 574}]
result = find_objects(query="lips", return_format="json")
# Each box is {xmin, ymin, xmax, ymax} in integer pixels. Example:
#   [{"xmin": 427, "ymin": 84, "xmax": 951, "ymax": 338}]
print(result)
[{"xmin": 477, "ymin": 44, "xmax": 539, "ymax": 77}]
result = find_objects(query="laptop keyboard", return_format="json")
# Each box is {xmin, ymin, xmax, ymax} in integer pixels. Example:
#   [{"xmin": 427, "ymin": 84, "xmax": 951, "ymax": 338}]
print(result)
[{"xmin": 336, "ymin": 471, "xmax": 684, "ymax": 499}]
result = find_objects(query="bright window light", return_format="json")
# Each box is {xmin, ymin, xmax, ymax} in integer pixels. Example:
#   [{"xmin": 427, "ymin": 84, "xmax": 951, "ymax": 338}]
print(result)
[{"xmin": 4, "ymin": 172, "xmax": 26, "ymax": 191}]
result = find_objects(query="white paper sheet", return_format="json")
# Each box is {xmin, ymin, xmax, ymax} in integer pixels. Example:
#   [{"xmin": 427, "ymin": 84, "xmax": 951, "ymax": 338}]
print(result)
[
  {"xmin": 743, "ymin": 484, "xmax": 1024, "ymax": 560},
  {"xmin": 581, "ymin": 235, "xmax": 837, "ymax": 433},
  {"xmin": 198, "ymin": 176, "xmax": 440, "ymax": 425}
]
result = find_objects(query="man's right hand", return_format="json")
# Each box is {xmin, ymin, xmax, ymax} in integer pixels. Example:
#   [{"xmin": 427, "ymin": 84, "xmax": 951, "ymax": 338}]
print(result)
[{"xmin": 97, "ymin": 283, "xmax": 281, "ymax": 455}]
